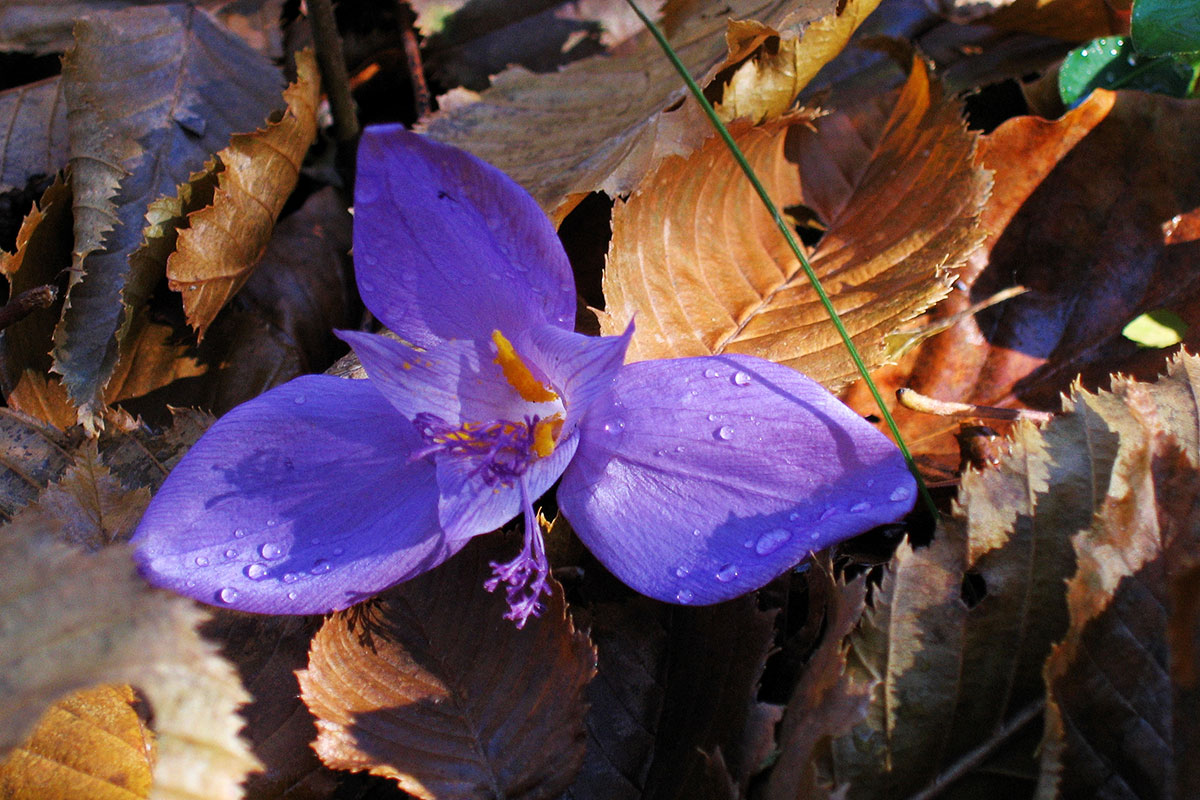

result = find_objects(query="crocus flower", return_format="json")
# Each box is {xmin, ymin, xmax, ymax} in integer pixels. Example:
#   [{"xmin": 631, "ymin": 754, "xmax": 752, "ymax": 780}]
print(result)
[{"xmin": 132, "ymin": 125, "xmax": 916, "ymax": 626}]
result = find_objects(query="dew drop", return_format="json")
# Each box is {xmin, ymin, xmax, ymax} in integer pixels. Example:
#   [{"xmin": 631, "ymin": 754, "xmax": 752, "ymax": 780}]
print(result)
[
  {"xmin": 332, "ymin": 546, "xmax": 345, "ymax": 556},
  {"xmin": 282, "ymin": 572, "xmax": 299, "ymax": 584},
  {"xmin": 194, "ymin": 556, "xmax": 210, "ymax": 567},
  {"xmin": 676, "ymin": 589, "xmax": 695, "ymax": 603},
  {"xmin": 310, "ymin": 559, "xmax": 331, "ymax": 575},
  {"xmin": 675, "ymin": 445, "xmax": 685, "ymax": 453},
  {"xmin": 788, "ymin": 512, "xmax": 800, "ymax": 521},
  {"xmin": 233, "ymin": 528, "xmax": 247, "ymax": 539},
  {"xmin": 218, "ymin": 587, "xmax": 239, "ymax": 604},
  {"xmin": 245, "ymin": 563, "xmax": 269, "ymax": 580},
  {"xmin": 755, "ymin": 528, "xmax": 792, "ymax": 555},
  {"xmin": 287, "ymin": 591, "xmax": 298, "ymax": 600},
  {"xmin": 715, "ymin": 563, "xmax": 739, "ymax": 582},
  {"xmin": 707, "ymin": 413, "xmax": 718, "ymax": 422},
  {"xmin": 691, "ymin": 528, "xmax": 701, "ymax": 537},
  {"xmin": 185, "ymin": 580, "xmax": 196, "ymax": 588},
  {"xmin": 266, "ymin": 519, "xmax": 277, "ymax": 527},
  {"xmin": 716, "ymin": 425, "xmax": 734, "ymax": 441},
  {"xmin": 732, "ymin": 371, "xmax": 751, "ymax": 386},
  {"xmin": 675, "ymin": 565, "xmax": 690, "ymax": 579},
  {"xmin": 293, "ymin": 394, "xmax": 306, "ymax": 405},
  {"xmin": 223, "ymin": 548, "xmax": 237, "ymax": 559},
  {"xmin": 704, "ymin": 368, "xmax": 720, "ymax": 378},
  {"xmin": 260, "ymin": 542, "xmax": 284, "ymax": 560},
  {"xmin": 819, "ymin": 506, "xmax": 838, "ymax": 521},
  {"xmin": 890, "ymin": 485, "xmax": 912, "ymax": 502},
  {"xmin": 655, "ymin": 448, "xmax": 667, "ymax": 457},
  {"xmin": 850, "ymin": 501, "xmax": 872, "ymax": 513}
]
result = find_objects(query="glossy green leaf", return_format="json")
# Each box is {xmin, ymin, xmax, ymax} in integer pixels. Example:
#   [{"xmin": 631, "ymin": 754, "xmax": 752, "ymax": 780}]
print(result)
[
  {"xmin": 1131, "ymin": 0, "xmax": 1200, "ymax": 57},
  {"xmin": 1058, "ymin": 36, "xmax": 1195, "ymax": 107}
]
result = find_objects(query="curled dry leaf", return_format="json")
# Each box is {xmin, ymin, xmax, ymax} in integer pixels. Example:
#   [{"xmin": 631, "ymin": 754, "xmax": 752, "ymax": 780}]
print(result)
[
  {"xmin": 53, "ymin": 4, "xmax": 285, "ymax": 421},
  {"xmin": 422, "ymin": 0, "xmax": 867, "ymax": 217},
  {"xmin": 600, "ymin": 59, "xmax": 989, "ymax": 391},
  {"xmin": 166, "ymin": 49, "xmax": 321, "ymax": 338},
  {"xmin": 0, "ymin": 684, "xmax": 155, "ymax": 800},
  {"xmin": 0, "ymin": 534, "xmax": 258, "ymax": 800},
  {"xmin": 300, "ymin": 535, "xmax": 594, "ymax": 800},
  {"xmin": 0, "ymin": 77, "xmax": 68, "ymax": 194},
  {"xmin": 843, "ymin": 87, "xmax": 1200, "ymax": 476}
]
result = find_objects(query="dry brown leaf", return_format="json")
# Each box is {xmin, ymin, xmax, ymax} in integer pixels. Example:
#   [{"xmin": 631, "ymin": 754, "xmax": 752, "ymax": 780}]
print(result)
[
  {"xmin": 0, "ymin": 408, "xmax": 79, "ymax": 522},
  {"xmin": 715, "ymin": 0, "xmax": 882, "ymax": 123},
  {"xmin": 599, "ymin": 59, "xmax": 989, "ymax": 390},
  {"xmin": 166, "ymin": 49, "xmax": 321, "ymax": 338},
  {"xmin": 985, "ymin": 0, "xmax": 1129, "ymax": 40},
  {"xmin": 421, "ymin": 0, "xmax": 859, "ymax": 217},
  {"xmin": 0, "ymin": 534, "xmax": 258, "ymax": 800},
  {"xmin": 0, "ymin": 684, "xmax": 155, "ymax": 800},
  {"xmin": 842, "ymin": 87, "xmax": 1200, "ymax": 477},
  {"xmin": 300, "ymin": 536, "xmax": 594, "ymax": 800}
]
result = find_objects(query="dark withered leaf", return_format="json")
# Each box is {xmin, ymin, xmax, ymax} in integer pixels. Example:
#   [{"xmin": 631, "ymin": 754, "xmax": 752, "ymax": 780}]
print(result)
[
  {"xmin": 53, "ymin": 4, "xmax": 284, "ymax": 424},
  {"xmin": 0, "ymin": 77, "xmax": 68, "ymax": 195},
  {"xmin": 300, "ymin": 535, "xmax": 594, "ymax": 800}
]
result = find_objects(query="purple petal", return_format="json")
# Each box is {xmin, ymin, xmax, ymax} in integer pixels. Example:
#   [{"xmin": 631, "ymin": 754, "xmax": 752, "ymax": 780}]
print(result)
[
  {"xmin": 354, "ymin": 126, "xmax": 575, "ymax": 347},
  {"xmin": 519, "ymin": 322, "xmax": 632, "ymax": 434},
  {"xmin": 557, "ymin": 356, "xmax": 916, "ymax": 606},
  {"xmin": 132, "ymin": 376, "xmax": 460, "ymax": 614}
]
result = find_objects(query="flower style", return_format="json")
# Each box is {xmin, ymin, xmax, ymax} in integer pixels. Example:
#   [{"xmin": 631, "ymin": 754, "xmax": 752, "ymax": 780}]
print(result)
[{"xmin": 132, "ymin": 126, "xmax": 917, "ymax": 626}]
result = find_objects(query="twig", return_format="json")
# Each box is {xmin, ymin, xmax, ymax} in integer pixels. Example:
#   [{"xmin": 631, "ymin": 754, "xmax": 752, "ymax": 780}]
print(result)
[
  {"xmin": 0, "ymin": 285, "xmax": 57, "ymax": 332},
  {"xmin": 906, "ymin": 700, "xmax": 1045, "ymax": 800},
  {"xmin": 896, "ymin": 388, "xmax": 1055, "ymax": 424},
  {"xmin": 308, "ymin": 0, "xmax": 359, "ymax": 142},
  {"xmin": 394, "ymin": 0, "xmax": 431, "ymax": 118}
]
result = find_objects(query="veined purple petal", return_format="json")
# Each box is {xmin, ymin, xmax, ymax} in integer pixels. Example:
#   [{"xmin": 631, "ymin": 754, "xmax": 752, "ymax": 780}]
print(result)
[
  {"xmin": 518, "ymin": 322, "xmax": 632, "ymax": 435},
  {"xmin": 132, "ymin": 376, "xmax": 460, "ymax": 615},
  {"xmin": 337, "ymin": 329, "xmax": 559, "ymax": 427},
  {"xmin": 557, "ymin": 356, "xmax": 916, "ymax": 606},
  {"xmin": 354, "ymin": 126, "xmax": 575, "ymax": 347}
]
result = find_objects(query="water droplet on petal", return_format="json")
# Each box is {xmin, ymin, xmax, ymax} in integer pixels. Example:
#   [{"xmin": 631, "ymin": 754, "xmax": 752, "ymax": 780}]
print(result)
[
  {"xmin": 266, "ymin": 519, "xmax": 277, "ymax": 527},
  {"xmin": 218, "ymin": 587, "xmax": 239, "ymax": 604},
  {"xmin": 707, "ymin": 413, "xmax": 718, "ymax": 422},
  {"xmin": 194, "ymin": 556, "xmax": 209, "ymax": 567},
  {"xmin": 676, "ymin": 589, "xmax": 695, "ymax": 603},
  {"xmin": 293, "ymin": 394, "xmax": 306, "ymax": 405},
  {"xmin": 246, "ymin": 563, "xmax": 269, "ymax": 580},
  {"xmin": 310, "ymin": 559, "xmax": 331, "ymax": 575},
  {"xmin": 732, "ymin": 371, "xmax": 751, "ymax": 386},
  {"xmin": 788, "ymin": 512, "xmax": 800, "ymax": 521},
  {"xmin": 655, "ymin": 448, "xmax": 667, "ymax": 457},
  {"xmin": 890, "ymin": 485, "xmax": 912, "ymax": 502},
  {"xmin": 819, "ymin": 507, "xmax": 838, "ymax": 521},
  {"xmin": 287, "ymin": 591, "xmax": 298, "ymax": 600},
  {"xmin": 675, "ymin": 565, "xmax": 690, "ymax": 579},
  {"xmin": 260, "ymin": 542, "xmax": 284, "ymax": 560},
  {"xmin": 224, "ymin": 548, "xmax": 237, "ymax": 559},
  {"xmin": 704, "ymin": 368, "xmax": 720, "ymax": 378},
  {"xmin": 715, "ymin": 563, "xmax": 739, "ymax": 582},
  {"xmin": 233, "ymin": 528, "xmax": 247, "ymax": 539},
  {"xmin": 282, "ymin": 572, "xmax": 299, "ymax": 584},
  {"xmin": 691, "ymin": 529, "xmax": 701, "ymax": 537},
  {"xmin": 850, "ymin": 501, "xmax": 872, "ymax": 513},
  {"xmin": 185, "ymin": 580, "xmax": 196, "ymax": 588},
  {"xmin": 675, "ymin": 445, "xmax": 685, "ymax": 453},
  {"xmin": 716, "ymin": 425, "xmax": 734, "ymax": 441},
  {"xmin": 332, "ymin": 546, "xmax": 345, "ymax": 556},
  {"xmin": 755, "ymin": 528, "xmax": 792, "ymax": 555}
]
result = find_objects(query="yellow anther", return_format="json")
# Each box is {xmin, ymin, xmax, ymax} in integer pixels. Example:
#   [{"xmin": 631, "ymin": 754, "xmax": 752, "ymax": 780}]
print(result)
[
  {"xmin": 492, "ymin": 330, "xmax": 558, "ymax": 403},
  {"xmin": 532, "ymin": 414, "xmax": 564, "ymax": 458}
]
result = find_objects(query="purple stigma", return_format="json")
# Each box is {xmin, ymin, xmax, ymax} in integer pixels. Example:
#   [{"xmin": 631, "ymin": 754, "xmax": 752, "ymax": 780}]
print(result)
[
  {"xmin": 483, "ymin": 477, "xmax": 552, "ymax": 628},
  {"xmin": 412, "ymin": 412, "xmax": 543, "ymax": 487}
]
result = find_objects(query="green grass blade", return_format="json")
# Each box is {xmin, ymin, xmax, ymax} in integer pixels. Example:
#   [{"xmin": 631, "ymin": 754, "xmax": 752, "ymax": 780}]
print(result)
[{"xmin": 624, "ymin": 0, "xmax": 937, "ymax": 519}]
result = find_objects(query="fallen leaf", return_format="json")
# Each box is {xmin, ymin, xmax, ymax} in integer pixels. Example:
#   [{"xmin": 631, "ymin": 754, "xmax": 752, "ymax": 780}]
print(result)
[
  {"xmin": 0, "ymin": 534, "xmax": 259, "ymax": 800},
  {"xmin": 600, "ymin": 59, "xmax": 989, "ymax": 391},
  {"xmin": 53, "ymin": 4, "xmax": 285, "ymax": 423},
  {"xmin": 300, "ymin": 535, "xmax": 594, "ymax": 800},
  {"xmin": 985, "ymin": 0, "xmax": 1129, "ymax": 41},
  {"xmin": 166, "ymin": 49, "xmax": 321, "ymax": 338},
  {"xmin": 0, "ymin": 408, "xmax": 80, "ymax": 522},
  {"xmin": 0, "ymin": 77, "xmax": 68, "ymax": 194},
  {"xmin": 0, "ymin": 684, "xmax": 155, "ymax": 800},
  {"xmin": 421, "ymin": 0, "xmax": 856, "ymax": 217}
]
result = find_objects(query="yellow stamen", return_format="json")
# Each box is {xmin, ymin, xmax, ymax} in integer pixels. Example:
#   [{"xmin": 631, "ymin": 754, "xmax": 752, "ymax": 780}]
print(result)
[
  {"xmin": 492, "ymin": 330, "xmax": 558, "ymax": 402},
  {"xmin": 532, "ymin": 414, "xmax": 564, "ymax": 458}
]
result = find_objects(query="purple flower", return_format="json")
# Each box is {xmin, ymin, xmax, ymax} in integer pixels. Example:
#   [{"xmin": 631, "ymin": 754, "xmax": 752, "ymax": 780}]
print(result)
[{"xmin": 132, "ymin": 126, "xmax": 916, "ymax": 626}]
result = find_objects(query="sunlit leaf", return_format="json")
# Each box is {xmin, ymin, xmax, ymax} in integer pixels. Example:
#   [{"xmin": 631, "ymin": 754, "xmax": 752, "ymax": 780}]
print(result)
[
  {"xmin": 166, "ymin": 49, "xmax": 321, "ymax": 338},
  {"xmin": 53, "ymin": 4, "xmax": 285, "ymax": 423},
  {"xmin": 300, "ymin": 535, "xmax": 594, "ymax": 800},
  {"xmin": 600, "ymin": 60, "xmax": 989, "ymax": 391},
  {"xmin": 1123, "ymin": 309, "xmax": 1187, "ymax": 348}
]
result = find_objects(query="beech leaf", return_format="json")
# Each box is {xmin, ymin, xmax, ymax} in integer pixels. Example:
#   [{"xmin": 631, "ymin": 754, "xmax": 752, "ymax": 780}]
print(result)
[
  {"xmin": 599, "ymin": 59, "xmax": 989, "ymax": 390},
  {"xmin": 421, "ymin": 0, "xmax": 871, "ymax": 217},
  {"xmin": 165, "ymin": 49, "xmax": 321, "ymax": 338},
  {"xmin": 53, "ymin": 4, "xmax": 285, "ymax": 422},
  {"xmin": 300, "ymin": 535, "xmax": 595, "ymax": 800}
]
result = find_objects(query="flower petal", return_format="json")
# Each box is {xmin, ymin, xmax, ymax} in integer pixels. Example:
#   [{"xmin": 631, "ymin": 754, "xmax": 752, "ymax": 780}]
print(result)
[
  {"xmin": 132, "ymin": 376, "xmax": 460, "ymax": 614},
  {"xmin": 518, "ymin": 322, "xmax": 632, "ymax": 435},
  {"xmin": 354, "ymin": 126, "xmax": 576, "ymax": 347},
  {"xmin": 557, "ymin": 356, "xmax": 916, "ymax": 606}
]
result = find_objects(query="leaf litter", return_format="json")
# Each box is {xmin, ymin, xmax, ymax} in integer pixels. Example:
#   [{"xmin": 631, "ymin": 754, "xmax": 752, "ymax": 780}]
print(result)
[{"xmin": 2, "ymin": 0, "xmax": 1200, "ymax": 799}]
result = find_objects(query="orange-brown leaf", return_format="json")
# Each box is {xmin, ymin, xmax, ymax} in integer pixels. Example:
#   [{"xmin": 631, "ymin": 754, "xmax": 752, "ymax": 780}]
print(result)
[
  {"xmin": 599, "ymin": 59, "xmax": 989, "ymax": 390},
  {"xmin": 166, "ymin": 49, "xmax": 320, "ymax": 338}
]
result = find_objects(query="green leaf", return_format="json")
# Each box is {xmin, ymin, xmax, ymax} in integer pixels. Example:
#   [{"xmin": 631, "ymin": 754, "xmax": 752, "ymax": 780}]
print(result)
[
  {"xmin": 1122, "ymin": 309, "xmax": 1188, "ymax": 348},
  {"xmin": 1131, "ymin": 0, "xmax": 1200, "ymax": 57},
  {"xmin": 1057, "ymin": 36, "xmax": 1195, "ymax": 107}
]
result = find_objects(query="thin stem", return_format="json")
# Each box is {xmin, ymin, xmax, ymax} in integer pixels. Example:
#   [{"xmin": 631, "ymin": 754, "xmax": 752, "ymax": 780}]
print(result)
[
  {"xmin": 308, "ymin": 0, "xmax": 359, "ymax": 142},
  {"xmin": 624, "ymin": 0, "xmax": 937, "ymax": 519}
]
